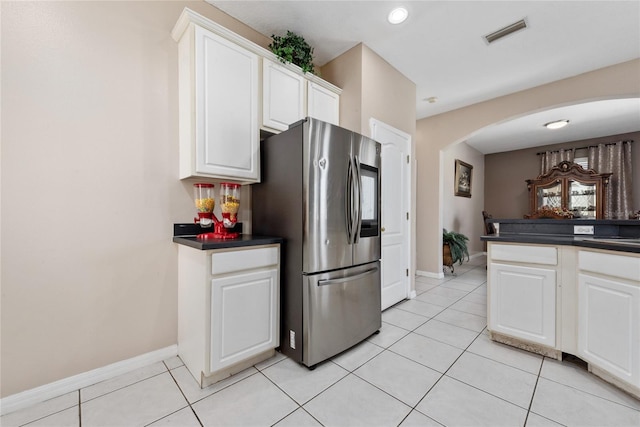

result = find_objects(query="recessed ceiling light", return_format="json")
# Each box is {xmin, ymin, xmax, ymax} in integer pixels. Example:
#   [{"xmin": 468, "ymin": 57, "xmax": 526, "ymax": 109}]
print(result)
[
  {"xmin": 424, "ymin": 96, "xmax": 438, "ymax": 104},
  {"xmin": 544, "ymin": 119, "xmax": 570, "ymax": 130},
  {"xmin": 388, "ymin": 7, "xmax": 408, "ymax": 24}
]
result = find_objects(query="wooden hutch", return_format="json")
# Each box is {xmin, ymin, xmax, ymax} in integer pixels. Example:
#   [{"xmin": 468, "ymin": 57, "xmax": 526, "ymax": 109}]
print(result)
[{"xmin": 526, "ymin": 161, "xmax": 612, "ymax": 219}]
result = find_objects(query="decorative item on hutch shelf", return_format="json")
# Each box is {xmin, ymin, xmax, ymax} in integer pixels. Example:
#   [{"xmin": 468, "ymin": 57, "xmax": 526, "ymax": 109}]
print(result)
[
  {"xmin": 524, "ymin": 206, "xmax": 574, "ymax": 219},
  {"xmin": 193, "ymin": 183, "xmax": 241, "ymax": 240},
  {"xmin": 454, "ymin": 159, "xmax": 473, "ymax": 198}
]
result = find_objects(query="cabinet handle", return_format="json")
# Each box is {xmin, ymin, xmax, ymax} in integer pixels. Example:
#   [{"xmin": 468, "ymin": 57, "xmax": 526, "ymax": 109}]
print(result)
[{"xmin": 381, "ymin": 227, "xmax": 386, "ymax": 232}]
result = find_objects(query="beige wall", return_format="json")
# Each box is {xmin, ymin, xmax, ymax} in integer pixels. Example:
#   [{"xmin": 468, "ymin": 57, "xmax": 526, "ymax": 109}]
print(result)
[
  {"xmin": 320, "ymin": 45, "xmax": 363, "ymax": 134},
  {"xmin": 321, "ymin": 44, "xmax": 416, "ymax": 139},
  {"xmin": 442, "ymin": 143, "xmax": 485, "ymax": 255},
  {"xmin": 360, "ymin": 45, "xmax": 416, "ymax": 140},
  {"xmin": 416, "ymin": 59, "xmax": 640, "ymax": 274},
  {"xmin": 1, "ymin": 0, "xmax": 271, "ymax": 398},
  {"xmin": 485, "ymin": 131, "xmax": 640, "ymax": 219}
]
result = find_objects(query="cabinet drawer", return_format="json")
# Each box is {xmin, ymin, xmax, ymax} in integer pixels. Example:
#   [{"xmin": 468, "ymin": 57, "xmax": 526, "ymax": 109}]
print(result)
[
  {"xmin": 579, "ymin": 250, "xmax": 640, "ymax": 282},
  {"xmin": 211, "ymin": 246, "xmax": 278, "ymax": 275},
  {"xmin": 491, "ymin": 244, "xmax": 557, "ymax": 265}
]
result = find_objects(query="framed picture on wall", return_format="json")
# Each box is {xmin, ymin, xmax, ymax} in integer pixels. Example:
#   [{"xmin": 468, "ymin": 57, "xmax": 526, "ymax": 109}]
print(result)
[{"xmin": 455, "ymin": 159, "xmax": 473, "ymax": 198}]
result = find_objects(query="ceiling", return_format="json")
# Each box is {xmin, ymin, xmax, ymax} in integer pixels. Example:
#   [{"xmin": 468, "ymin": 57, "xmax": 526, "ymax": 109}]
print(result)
[{"xmin": 207, "ymin": 1, "xmax": 640, "ymax": 153}]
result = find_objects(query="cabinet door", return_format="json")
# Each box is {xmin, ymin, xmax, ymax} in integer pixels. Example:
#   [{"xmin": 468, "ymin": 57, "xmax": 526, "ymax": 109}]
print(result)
[
  {"xmin": 568, "ymin": 180, "xmax": 597, "ymax": 219},
  {"xmin": 195, "ymin": 26, "xmax": 260, "ymax": 181},
  {"xmin": 489, "ymin": 263, "xmax": 556, "ymax": 347},
  {"xmin": 262, "ymin": 59, "xmax": 305, "ymax": 131},
  {"xmin": 578, "ymin": 273, "xmax": 640, "ymax": 388},
  {"xmin": 210, "ymin": 268, "xmax": 279, "ymax": 371},
  {"xmin": 534, "ymin": 181, "xmax": 562, "ymax": 211},
  {"xmin": 307, "ymin": 81, "xmax": 339, "ymax": 125}
]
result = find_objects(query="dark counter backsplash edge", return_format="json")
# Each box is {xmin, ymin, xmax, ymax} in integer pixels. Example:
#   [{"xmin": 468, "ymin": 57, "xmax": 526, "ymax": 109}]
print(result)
[
  {"xmin": 485, "ymin": 218, "xmax": 640, "ymax": 239},
  {"xmin": 174, "ymin": 222, "xmax": 242, "ymax": 236}
]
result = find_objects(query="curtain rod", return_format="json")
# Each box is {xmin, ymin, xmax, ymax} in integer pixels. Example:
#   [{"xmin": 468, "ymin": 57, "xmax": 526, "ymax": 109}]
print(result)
[{"xmin": 536, "ymin": 139, "xmax": 633, "ymax": 156}]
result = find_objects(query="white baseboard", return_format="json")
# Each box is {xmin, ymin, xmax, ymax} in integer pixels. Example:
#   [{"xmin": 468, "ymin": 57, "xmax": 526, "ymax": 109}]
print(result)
[
  {"xmin": 416, "ymin": 269, "xmax": 444, "ymax": 279},
  {"xmin": 407, "ymin": 290, "xmax": 417, "ymax": 299},
  {"xmin": 416, "ymin": 252, "xmax": 487, "ymax": 279},
  {"xmin": 0, "ymin": 345, "xmax": 178, "ymax": 416},
  {"xmin": 470, "ymin": 252, "xmax": 487, "ymax": 260}
]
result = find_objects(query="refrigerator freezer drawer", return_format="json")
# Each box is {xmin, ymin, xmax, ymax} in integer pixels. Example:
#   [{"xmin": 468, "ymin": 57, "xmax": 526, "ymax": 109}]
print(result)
[{"xmin": 302, "ymin": 261, "xmax": 381, "ymax": 367}]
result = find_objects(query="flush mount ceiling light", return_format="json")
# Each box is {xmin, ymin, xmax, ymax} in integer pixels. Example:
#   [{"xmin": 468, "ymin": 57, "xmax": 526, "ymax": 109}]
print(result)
[
  {"xmin": 388, "ymin": 7, "xmax": 408, "ymax": 24},
  {"xmin": 424, "ymin": 96, "xmax": 438, "ymax": 104},
  {"xmin": 544, "ymin": 119, "xmax": 570, "ymax": 130},
  {"xmin": 484, "ymin": 18, "xmax": 528, "ymax": 44}
]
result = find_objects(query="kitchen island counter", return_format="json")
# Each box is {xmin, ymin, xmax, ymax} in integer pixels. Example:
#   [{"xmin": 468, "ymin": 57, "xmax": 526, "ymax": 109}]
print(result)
[
  {"xmin": 481, "ymin": 218, "xmax": 640, "ymax": 254},
  {"xmin": 482, "ymin": 218, "xmax": 640, "ymax": 399}
]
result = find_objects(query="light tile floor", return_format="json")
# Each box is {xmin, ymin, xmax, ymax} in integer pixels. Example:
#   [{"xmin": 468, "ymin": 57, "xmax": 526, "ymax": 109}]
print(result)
[{"xmin": 3, "ymin": 255, "xmax": 640, "ymax": 426}]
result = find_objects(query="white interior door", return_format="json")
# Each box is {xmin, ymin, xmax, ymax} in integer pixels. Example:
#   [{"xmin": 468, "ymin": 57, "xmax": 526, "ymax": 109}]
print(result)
[{"xmin": 370, "ymin": 119, "xmax": 411, "ymax": 310}]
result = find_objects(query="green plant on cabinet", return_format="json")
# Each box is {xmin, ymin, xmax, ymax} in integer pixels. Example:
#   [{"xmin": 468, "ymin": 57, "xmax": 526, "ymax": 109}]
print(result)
[{"xmin": 269, "ymin": 30, "xmax": 315, "ymax": 74}]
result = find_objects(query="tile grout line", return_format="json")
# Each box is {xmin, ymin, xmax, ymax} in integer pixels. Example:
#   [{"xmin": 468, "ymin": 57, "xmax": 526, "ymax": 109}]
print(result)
[
  {"xmin": 78, "ymin": 389, "xmax": 82, "ymax": 427},
  {"xmin": 165, "ymin": 363, "xmax": 204, "ymax": 427},
  {"xmin": 523, "ymin": 356, "xmax": 546, "ymax": 427},
  {"xmin": 404, "ymin": 326, "xmax": 488, "ymax": 426},
  {"xmin": 258, "ymin": 360, "xmax": 338, "ymax": 427}
]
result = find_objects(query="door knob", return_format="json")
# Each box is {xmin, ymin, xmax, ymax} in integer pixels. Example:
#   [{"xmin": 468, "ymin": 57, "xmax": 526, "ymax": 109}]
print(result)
[{"xmin": 381, "ymin": 227, "xmax": 386, "ymax": 232}]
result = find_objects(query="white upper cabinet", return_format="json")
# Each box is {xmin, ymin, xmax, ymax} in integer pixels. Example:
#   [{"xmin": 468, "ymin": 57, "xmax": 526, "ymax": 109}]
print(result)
[
  {"xmin": 307, "ymin": 81, "xmax": 340, "ymax": 125},
  {"xmin": 262, "ymin": 59, "xmax": 341, "ymax": 132},
  {"xmin": 262, "ymin": 59, "xmax": 306, "ymax": 132},
  {"xmin": 173, "ymin": 8, "xmax": 342, "ymax": 180},
  {"xmin": 174, "ymin": 14, "xmax": 260, "ymax": 183}
]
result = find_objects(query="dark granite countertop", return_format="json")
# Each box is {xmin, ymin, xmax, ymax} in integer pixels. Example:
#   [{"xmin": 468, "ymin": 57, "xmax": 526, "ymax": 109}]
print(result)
[
  {"xmin": 481, "ymin": 219, "xmax": 640, "ymax": 254},
  {"xmin": 482, "ymin": 233, "xmax": 640, "ymax": 254},
  {"xmin": 173, "ymin": 234, "xmax": 284, "ymax": 250},
  {"xmin": 173, "ymin": 223, "xmax": 284, "ymax": 250}
]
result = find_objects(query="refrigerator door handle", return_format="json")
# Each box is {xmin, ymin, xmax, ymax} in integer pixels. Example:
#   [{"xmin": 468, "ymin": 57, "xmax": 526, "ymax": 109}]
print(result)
[
  {"xmin": 345, "ymin": 158, "xmax": 352, "ymax": 243},
  {"xmin": 346, "ymin": 155, "xmax": 359, "ymax": 245},
  {"xmin": 317, "ymin": 267, "xmax": 379, "ymax": 286},
  {"xmin": 354, "ymin": 155, "xmax": 362, "ymax": 244}
]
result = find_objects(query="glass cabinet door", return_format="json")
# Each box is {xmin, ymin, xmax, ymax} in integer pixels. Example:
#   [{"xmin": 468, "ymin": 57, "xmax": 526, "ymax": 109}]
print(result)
[
  {"xmin": 568, "ymin": 180, "xmax": 596, "ymax": 219},
  {"xmin": 536, "ymin": 182, "xmax": 562, "ymax": 210}
]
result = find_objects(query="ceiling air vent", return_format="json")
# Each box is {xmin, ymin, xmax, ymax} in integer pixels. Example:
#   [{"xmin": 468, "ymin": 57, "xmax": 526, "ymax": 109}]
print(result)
[{"xmin": 484, "ymin": 19, "xmax": 528, "ymax": 44}]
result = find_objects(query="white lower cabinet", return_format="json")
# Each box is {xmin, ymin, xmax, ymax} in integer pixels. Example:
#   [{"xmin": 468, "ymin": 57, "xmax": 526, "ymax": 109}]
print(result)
[
  {"xmin": 489, "ymin": 262, "xmax": 557, "ymax": 347},
  {"xmin": 211, "ymin": 268, "xmax": 279, "ymax": 371},
  {"xmin": 178, "ymin": 244, "xmax": 280, "ymax": 387},
  {"xmin": 577, "ymin": 250, "xmax": 640, "ymax": 391}
]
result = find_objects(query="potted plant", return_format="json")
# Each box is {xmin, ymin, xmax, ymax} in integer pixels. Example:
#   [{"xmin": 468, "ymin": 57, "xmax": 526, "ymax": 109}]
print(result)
[
  {"xmin": 443, "ymin": 228, "xmax": 469, "ymax": 273},
  {"xmin": 269, "ymin": 30, "xmax": 315, "ymax": 74}
]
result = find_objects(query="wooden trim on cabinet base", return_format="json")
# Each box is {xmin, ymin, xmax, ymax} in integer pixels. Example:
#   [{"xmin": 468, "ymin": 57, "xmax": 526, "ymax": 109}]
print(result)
[{"xmin": 488, "ymin": 330, "xmax": 562, "ymax": 361}]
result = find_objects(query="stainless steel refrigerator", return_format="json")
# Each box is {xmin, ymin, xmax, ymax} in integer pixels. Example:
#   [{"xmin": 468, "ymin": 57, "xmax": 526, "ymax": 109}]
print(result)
[{"xmin": 252, "ymin": 117, "xmax": 381, "ymax": 368}]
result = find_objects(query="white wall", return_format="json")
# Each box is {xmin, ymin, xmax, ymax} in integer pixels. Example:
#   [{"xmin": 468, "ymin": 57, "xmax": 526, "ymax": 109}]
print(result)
[
  {"xmin": 0, "ymin": 0, "xmax": 271, "ymax": 398},
  {"xmin": 442, "ymin": 143, "xmax": 485, "ymax": 255}
]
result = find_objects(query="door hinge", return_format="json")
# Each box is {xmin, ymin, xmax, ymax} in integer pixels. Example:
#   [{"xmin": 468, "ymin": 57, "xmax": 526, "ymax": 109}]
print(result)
[
  {"xmin": 406, "ymin": 212, "xmax": 409, "ymax": 220},
  {"xmin": 406, "ymin": 155, "xmax": 410, "ymax": 164},
  {"xmin": 406, "ymin": 268, "xmax": 409, "ymax": 277}
]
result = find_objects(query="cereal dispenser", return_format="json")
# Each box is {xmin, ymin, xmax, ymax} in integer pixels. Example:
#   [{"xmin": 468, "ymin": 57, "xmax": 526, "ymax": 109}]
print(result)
[
  {"xmin": 194, "ymin": 182, "xmax": 240, "ymax": 239},
  {"xmin": 193, "ymin": 183, "xmax": 215, "ymax": 227},
  {"xmin": 219, "ymin": 183, "xmax": 241, "ymax": 231}
]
